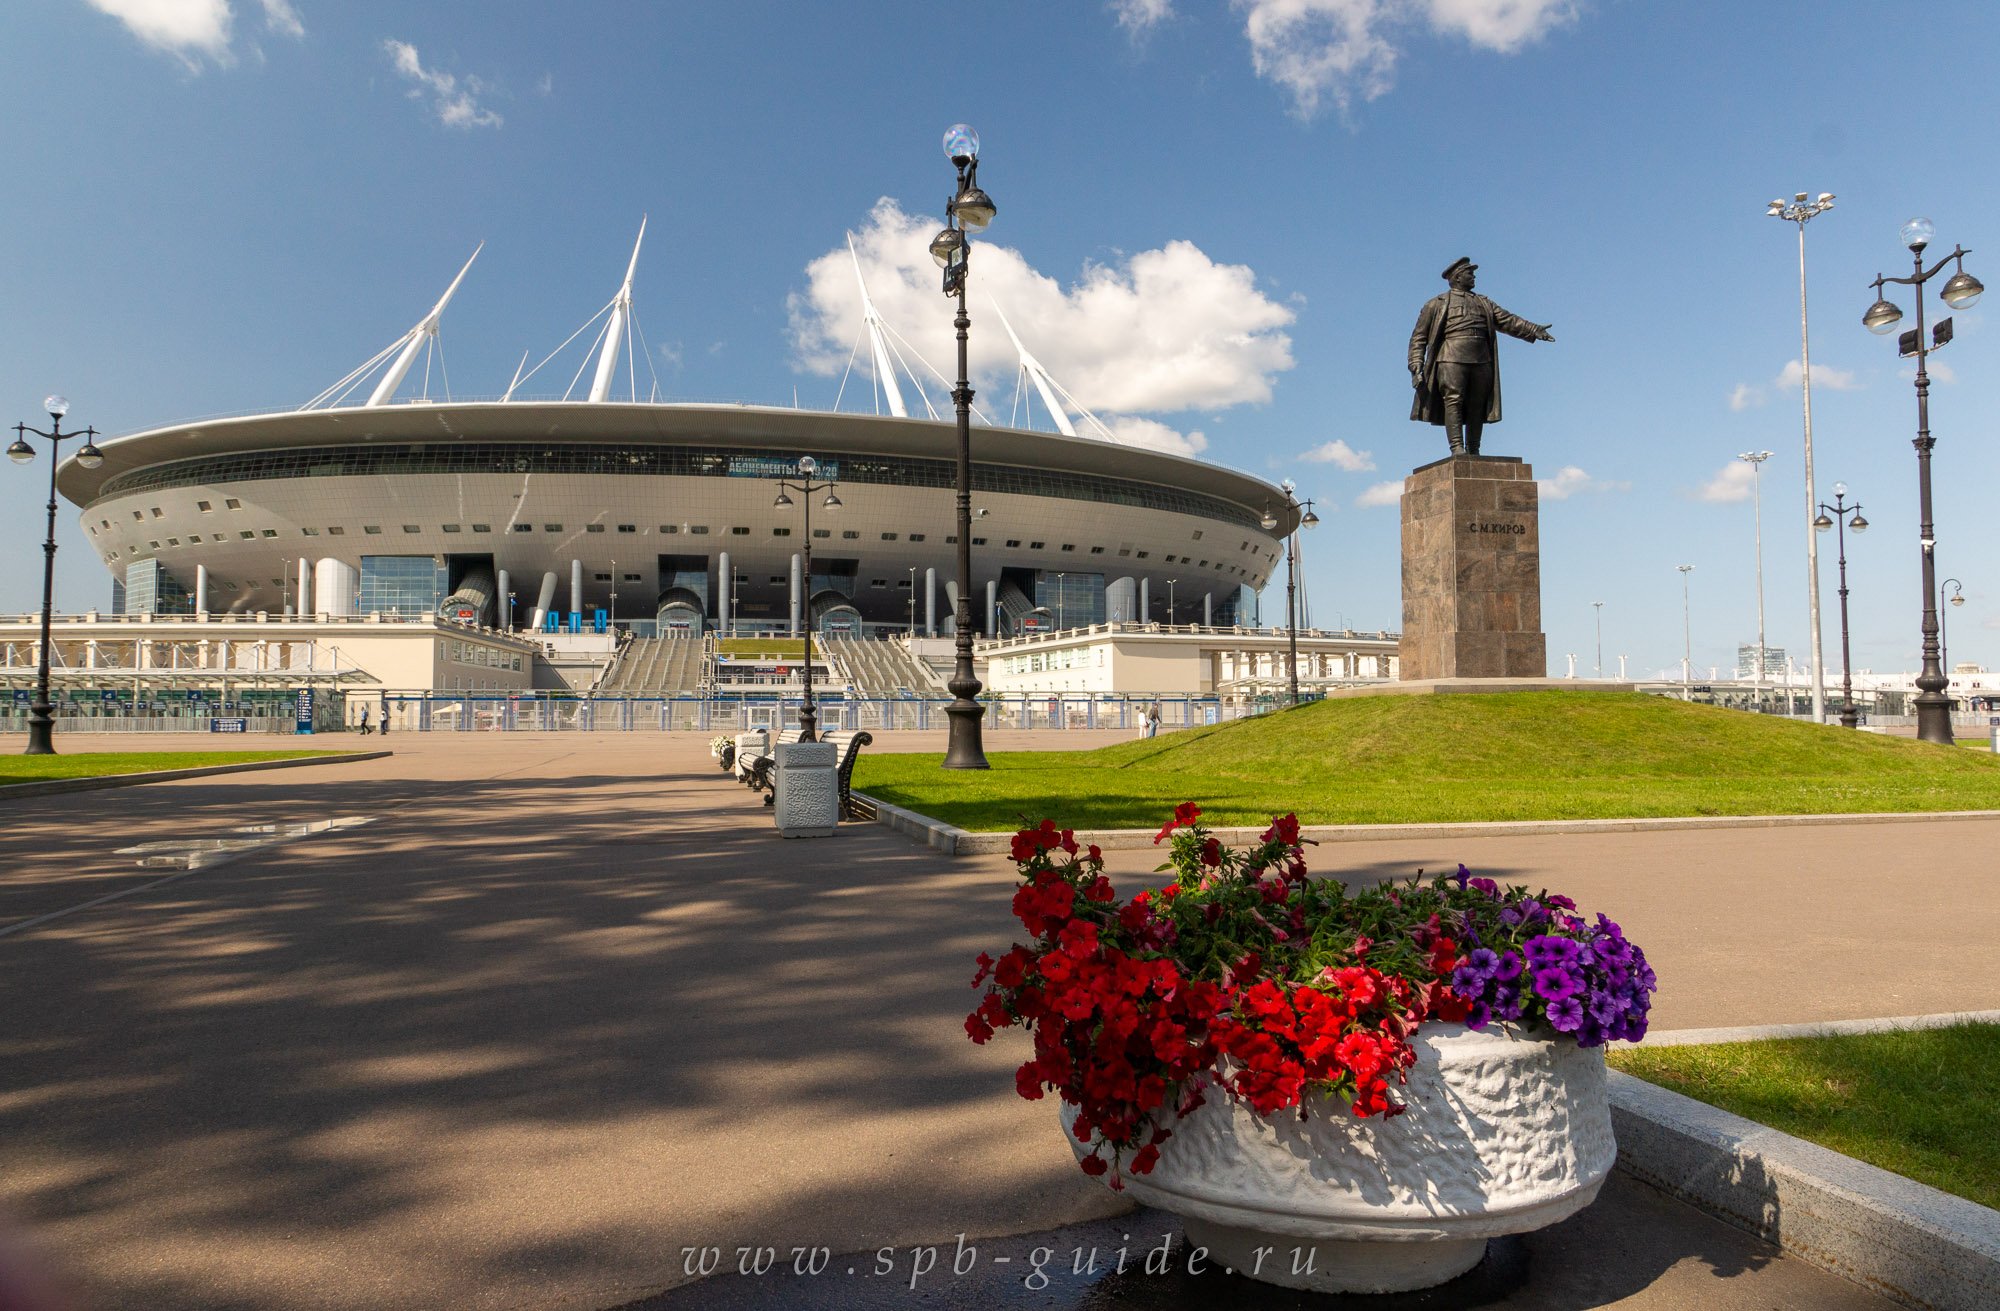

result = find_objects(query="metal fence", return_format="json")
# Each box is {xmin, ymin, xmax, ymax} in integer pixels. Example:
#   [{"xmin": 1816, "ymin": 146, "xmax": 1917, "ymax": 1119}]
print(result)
[{"xmin": 377, "ymin": 692, "xmax": 1270, "ymax": 734}]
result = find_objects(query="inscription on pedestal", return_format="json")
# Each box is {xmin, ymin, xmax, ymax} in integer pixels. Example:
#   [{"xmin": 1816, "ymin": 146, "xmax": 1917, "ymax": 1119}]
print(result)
[{"xmin": 1400, "ymin": 456, "xmax": 1547, "ymax": 680}]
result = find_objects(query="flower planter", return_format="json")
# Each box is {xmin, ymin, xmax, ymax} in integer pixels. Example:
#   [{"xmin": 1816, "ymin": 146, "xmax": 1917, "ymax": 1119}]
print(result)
[{"xmin": 1060, "ymin": 1021, "xmax": 1614, "ymax": 1294}]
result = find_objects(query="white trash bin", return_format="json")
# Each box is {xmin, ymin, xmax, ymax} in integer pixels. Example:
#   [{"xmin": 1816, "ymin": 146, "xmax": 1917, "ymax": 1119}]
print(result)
[
  {"xmin": 734, "ymin": 729, "xmax": 770, "ymax": 782},
  {"xmin": 773, "ymin": 739, "xmax": 840, "ymax": 838}
]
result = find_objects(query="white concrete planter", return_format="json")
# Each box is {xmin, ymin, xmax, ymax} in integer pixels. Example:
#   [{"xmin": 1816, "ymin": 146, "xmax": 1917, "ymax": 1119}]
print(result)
[{"xmin": 1061, "ymin": 1022, "xmax": 1615, "ymax": 1294}]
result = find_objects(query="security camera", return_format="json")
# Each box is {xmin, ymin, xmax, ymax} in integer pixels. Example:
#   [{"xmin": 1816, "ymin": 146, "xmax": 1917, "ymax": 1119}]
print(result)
[{"xmin": 977, "ymin": 508, "xmax": 990, "ymax": 518}]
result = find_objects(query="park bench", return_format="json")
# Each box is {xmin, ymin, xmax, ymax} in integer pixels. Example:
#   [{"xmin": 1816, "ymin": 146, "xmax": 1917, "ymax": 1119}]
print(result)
[{"xmin": 743, "ymin": 728, "xmax": 874, "ymax": 820}]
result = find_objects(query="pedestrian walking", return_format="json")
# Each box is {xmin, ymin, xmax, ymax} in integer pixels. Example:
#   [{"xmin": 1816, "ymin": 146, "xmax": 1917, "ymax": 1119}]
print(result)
[
  {"xmin": 1145, "ymin": 700, "xmax": 1161, "ymax": 739},
  {"xmin": 357, "ymin": 705, "xmax": 372, "ymax": 736}
]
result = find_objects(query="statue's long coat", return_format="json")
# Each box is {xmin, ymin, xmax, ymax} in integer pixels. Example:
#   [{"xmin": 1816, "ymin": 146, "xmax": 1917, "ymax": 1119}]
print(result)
[{"xmin": 1407, "ymin": 292, "xmax": 1543, "ymax": 425}]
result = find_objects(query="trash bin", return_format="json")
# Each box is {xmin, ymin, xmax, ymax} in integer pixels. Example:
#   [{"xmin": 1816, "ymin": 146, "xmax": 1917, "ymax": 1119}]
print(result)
[
  {"xmin": 733, "ymin": 729, "xmax": 769, "ymax": 782},
  {"xmin": 773, "ymin": 739, "xmax": 839, "ymax": 838}
]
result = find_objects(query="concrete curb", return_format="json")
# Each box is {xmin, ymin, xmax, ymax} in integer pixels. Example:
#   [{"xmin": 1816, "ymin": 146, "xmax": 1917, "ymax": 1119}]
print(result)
[
  {"xmin": 1610, "ymin": 1069, "xmax": 2000, "ymax": 1311},
  {"xmin": 853, "ymin": 796, "xmax": 2000, "ymax": 857},
  {"xmin": 0, "ymin": 750, "xmax": 391, "ymax": 799},
  {"xmin": 1634, "ymin": 1010, "xmax": 2000, "ymax": 1049}
]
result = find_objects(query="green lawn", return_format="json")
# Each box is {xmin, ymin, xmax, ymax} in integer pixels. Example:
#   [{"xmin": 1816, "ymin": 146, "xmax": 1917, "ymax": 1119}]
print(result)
[
  {"xmin": 853, "ymin": 691, "xmax": 2000, "ymax": 830},
  {"xmin": 0, "ymin": 750, "xmax": 344, "ymax": 785},
  {"xmin": 1610, "ymin": 1024, "xmax": 2000, "ymax": 1210}
]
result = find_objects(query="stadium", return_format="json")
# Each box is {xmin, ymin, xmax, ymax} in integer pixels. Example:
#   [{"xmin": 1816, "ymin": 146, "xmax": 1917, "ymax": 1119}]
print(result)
[{"xmin": 56, "ymin": 234, "xmax": 1298, "ymax": 645}]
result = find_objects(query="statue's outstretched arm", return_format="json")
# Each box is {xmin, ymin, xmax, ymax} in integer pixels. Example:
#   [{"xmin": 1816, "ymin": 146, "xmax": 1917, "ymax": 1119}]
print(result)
[{"xmin": 1492, "ymin": 303, "xmax": 1554, "ymax": 343}]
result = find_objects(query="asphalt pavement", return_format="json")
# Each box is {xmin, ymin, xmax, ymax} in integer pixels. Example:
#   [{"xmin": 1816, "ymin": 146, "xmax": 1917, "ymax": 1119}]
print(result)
[{"xmin": 3, "ymin": 730, "xmax": 1989, "ymax": 1309}]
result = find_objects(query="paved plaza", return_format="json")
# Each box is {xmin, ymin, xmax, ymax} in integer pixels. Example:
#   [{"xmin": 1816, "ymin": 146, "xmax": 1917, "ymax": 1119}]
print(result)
[{"xmin": 3, "ymin": 731, "xmax": 1995, "ymax": 1309}]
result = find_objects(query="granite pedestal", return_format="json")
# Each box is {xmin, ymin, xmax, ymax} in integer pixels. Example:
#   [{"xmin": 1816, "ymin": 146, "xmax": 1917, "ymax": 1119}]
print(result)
[{"xmin": 1400, "ymin": 454, "xmax": 1547, "ymax": 680}]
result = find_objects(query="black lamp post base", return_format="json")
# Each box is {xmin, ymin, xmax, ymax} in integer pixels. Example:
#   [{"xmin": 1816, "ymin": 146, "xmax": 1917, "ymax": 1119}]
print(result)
[
  {"xmin": 1839, "ymin": 704, "xmax": 1860, "ymax": 730},
  {"xmin": 1914, "ymin": 695, "xmax": 1954, "ymax": 745},
  {"xmin": 797, "ymin": 705, "xmax": 818, "ymax": 743},
  {"xmin": 23, "ymin": 707, "xmax": 56, "ymax": 755},
  {"xmin": 942, "ymin": 700, "xmax": 989, "ymax": 770}
]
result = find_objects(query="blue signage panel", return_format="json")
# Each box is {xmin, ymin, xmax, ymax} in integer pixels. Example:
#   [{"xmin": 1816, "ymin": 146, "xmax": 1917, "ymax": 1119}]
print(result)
[
  {"xmin": 295, "ymin": 687, "xmax": 315, "ymax": 734},
  {"xmin": 210, "ymin": 717, "xmax": 248, "ymax": 733}
]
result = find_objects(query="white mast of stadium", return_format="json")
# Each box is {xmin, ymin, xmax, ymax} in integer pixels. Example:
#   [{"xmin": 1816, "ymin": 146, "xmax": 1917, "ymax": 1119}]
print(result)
[{"xmin": 588, "ymin": 217, "xmax": 646, "ymax": 403}]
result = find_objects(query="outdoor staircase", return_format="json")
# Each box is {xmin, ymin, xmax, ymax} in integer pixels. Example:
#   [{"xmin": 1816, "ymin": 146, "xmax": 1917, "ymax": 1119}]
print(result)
[
  {"xmin": 599, "ymin": 635, "xmax": 707, "ymax": 693},
  {"xmin": 822, "ymin": 636, "xmax": 948, "ymax": 698}
]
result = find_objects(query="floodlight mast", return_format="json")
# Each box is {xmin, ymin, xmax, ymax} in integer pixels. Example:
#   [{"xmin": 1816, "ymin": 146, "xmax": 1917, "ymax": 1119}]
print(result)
[{"xmin": 1765, "ymin": 190, "xmax": 1834, "ymax": 722}]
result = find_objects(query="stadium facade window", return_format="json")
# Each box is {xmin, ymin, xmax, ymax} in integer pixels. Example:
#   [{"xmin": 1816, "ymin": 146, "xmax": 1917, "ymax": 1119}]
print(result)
[
  {"xmin": 1029, "ymin": 541, "xmax": 1045, "ymax": 549},
  {"xmin": 689, "ymin": 526, "xmax": 710, "ymax": 535},
  {"xmin": 1005, "ymin": 540, "xmax": 1021, "ymax": 548},
  {"xmin": 772, "ymin": 527, "xmax": 791, "ymax": 536},
  {"xmin": 472, "ymin": 524, "xmax": 491, "ymax": 533},
  {"xmin": 731, "ymin": 526, "xmax": 750, "ymax": 535},
  {"xmin": 364, "ymin": 526, "xmax": 383, "ymax": 534},
  {"xmin": 328, "ymin": 526, "xmax": 345, "ymax": 535},
  {"xmin": 359, "ymin": 556, "xmax": 446, "ymax": 616},
  {"xmin": 544, "ymin": 524, "xmax": 564, "ymax": 532},
  {"xmin": 197, "ymin": 500, "xmax": 212, "ymax": 512},
  {"xmin": 403, "ymin": 525, "xmax": 421, "ymax": 533},
  {"xmin": 225, "ymin": 498, "xmax": 241, "ymax": 509},
  {"xmin": 587, "ymin": 524, "xmax": 605, "ymax": 533},
  {"xmin": 908, "ymin": 533, "xmax": 925, "ymax": 541},
  {"xmin": 442, "ymin": 524, "xmax": 462, "ymax": 533},
  {"xmin": 618, "ymin": 524, "xmax": 636, "ymax": 533},
  {"xmin": 841, "ymin": 530, "xmax": 858, "ymax": 539},
  {"xmin": 261, "ymin": 529, "xmax": 278, "ymax": 537},
  {"xmin": 302, "ymin": 528, "xmax": 320, "ymax": 536},
  {"xmin": 660, "ymin": 525, "xmax": 678, "ymax": 533}
]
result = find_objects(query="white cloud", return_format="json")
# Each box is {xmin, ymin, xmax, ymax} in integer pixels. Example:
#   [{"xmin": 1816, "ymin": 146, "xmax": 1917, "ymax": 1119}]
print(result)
[
  {"xmin": 1355, "ymin": 480, "xmax": 1403, "ymax": 508},
  {"xmin": 86, "ymin": 0, "xmax": 303, "ymax": 68},
  {"xmin": 1101, "ymin": 416, "xmax": 1209, "ymax": 457},
  {"xmin": 1728, "ymin": 382, "xmax": 1765, "ymax": 412},
  {"xmin": 788, "ymin": 199, "xmax": 1294, "ymax": 442},
  {"xmin": 383, "ymin": 39, "xmax": 502, "ymax": 129},
  {"xmin": 1697, "ymin": 461, "xmax": 1757, "ymax": 504},
  {"xmin": 1300, "ymin": 438, "xmax": 1375, "ymax": 471},
  {"xmin": 535, "ymin": 71, "xmax": 554, "ymax": 96},
  {"xmin": 257, "ymin": 0, "xmax": 303, "ymax": 39},
  {"xmin": 1110, "ymin": 0, "xmax": 1173, "ymax": 33},
  {"xmin": 1900, "ymin": 359, "xmax": 1955, "ymax": 384},
  {"xmin": 1232, "ymin": 0, "xmax": 1576, "ymax": 117},
  {"xmin": 86, "ymin": 0, "xmax": 233, "ymax": 67},
  {"xmin": 1537, "ymin": 465, "xmax": 1625, "ymax": 500},
  {"xmin": 657, "ymin": 341, "xmax": 684, "ymax": 370},
  {"xmin": 1774, "ymin": 358, "xmax": 1858, "ymax": 391}
]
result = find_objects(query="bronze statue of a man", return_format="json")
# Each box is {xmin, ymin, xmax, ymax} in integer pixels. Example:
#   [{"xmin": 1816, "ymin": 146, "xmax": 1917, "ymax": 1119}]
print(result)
[{"xmin": 1408, "ymin": 258, "xmax": 1553, "ymax": 457}]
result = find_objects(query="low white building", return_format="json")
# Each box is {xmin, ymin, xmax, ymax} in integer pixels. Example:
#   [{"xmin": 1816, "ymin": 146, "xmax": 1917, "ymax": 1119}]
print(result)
[{"xmin": 979, "ymin": 622, "xmax": 1399, "ymax": 695}]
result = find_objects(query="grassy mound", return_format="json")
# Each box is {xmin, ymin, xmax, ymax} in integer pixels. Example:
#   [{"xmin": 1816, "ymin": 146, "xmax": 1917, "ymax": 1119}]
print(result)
[{"xmin": 854, "ymin": 691, "xmax": 2000, "ymax": 830}]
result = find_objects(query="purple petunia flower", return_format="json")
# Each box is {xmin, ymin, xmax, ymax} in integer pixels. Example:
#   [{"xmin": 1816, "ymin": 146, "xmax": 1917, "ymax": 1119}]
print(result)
[
  {"xmin": 1465, "ymin": 1000, "xmax": 1493, "ymax": 1030},
  {"xmin": 1453, "ymin": 863, "xmax": 1471, "ymax": 890},
  {"xmin": 1491, "ymin": 983, "xmax": 1522, "ymax": 1019},
  {"xmin": 1469, "ymin": 877, "xmax": 1501, "ymax": 899},
  {"xmin": 1495, "ymin": 950, "xmax": 1524, "ymax": 980},
  {"xmin": 1524, "ymin": 935, "xmax": 1579, "ymax": 968},
  {"xmin": 1464, "ymin": 947, "xmax": 1500, "ymax": 978},
  {"xmin": 1547, "ymin": 894, "xmax": 1577, "ymax": 911},
  {"xmin": 1499, "ymin": 906, "xmax": 1523, "ymax": 928},
  {"xmin": 1533, "ymin": 967, "xmax": 1582, "ymax": 1001},
  {"xmin": 1547, "ymin": 996, "xmax": 1584, "ymax": 1032},
  {"xmin": 1451, "ymin": 964, "xmax": 1488, "ymax": 997},
  {"xmin": 1587, "ymin": 992, "xmax": 1624, "ymax": 1025}
]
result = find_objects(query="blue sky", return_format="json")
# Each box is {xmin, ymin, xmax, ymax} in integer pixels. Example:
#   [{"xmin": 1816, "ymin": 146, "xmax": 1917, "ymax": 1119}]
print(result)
[{"xmin": 3, "ymin": 0, "xmax": 1996, "ymax": 683}]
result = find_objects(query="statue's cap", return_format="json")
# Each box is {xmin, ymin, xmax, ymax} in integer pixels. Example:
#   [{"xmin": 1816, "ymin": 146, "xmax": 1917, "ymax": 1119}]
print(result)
[{"xmin": 1441, "ymin": 257, "xmax": 1476, "ymax": 280}]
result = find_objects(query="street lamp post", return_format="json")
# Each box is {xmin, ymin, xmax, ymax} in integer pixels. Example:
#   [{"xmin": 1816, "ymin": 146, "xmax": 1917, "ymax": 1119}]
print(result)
[
  {"xmin": 1737, "ymin": 450, "xmax": 1774, "ymax": 711},
  {"xmin": 773, "ymin": 456, "xmax": 841, "ymax": 741},
  {"xmin": 1677, "ymin": 564, "xmax": 1695, "ymax": 700},
  {"xmin": 609, "ymin": 558, "xmax": 617, "ymax": 632},
  {"xmin": 1940, "ymin": 577, "xmax": 1964, "ymax": 710},
  {"xmin": 1768, "ymin": 191, "xmax": 1835, "ymax": 723},
  {"xmin": 907, "ymin": 565, "xmax": 917, "ymax": 639},
  {"xmin": 1813, "ymin": 486, "xmax": 1867, "ymax": 728},
  {"xmin": 1592, "ymin": 601, "xmax": 1604, "ymax": 679},
  {"xmin": 1260, "ymin": 481, "xmax": 1320, "ymax": 707},
  {"xmin": 507, "ymin": 591, "xmax": 517, "ymax": 632},
  {"xmin": 930, "ymin": 123, "xmax": 996, "ymax": 770},
  {"xmin": 1053, "ymin": 571, "xmax": 1066, "ymax": 631},
  {"xmin": 1167, "ymin": 578, "xmax": 1177, "ymax": 628},
  {"xmin": 1862, "ymin": 216, "xmax": 1983, "ymax": 744},
  {"xmin": 8, "ymin": 396, "xmax": 105, "ymax": 755}
]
